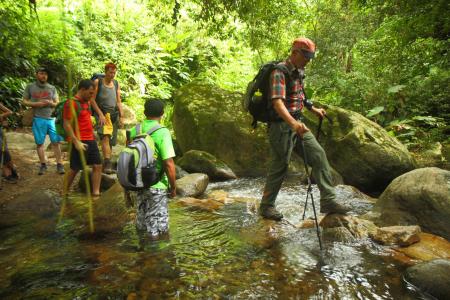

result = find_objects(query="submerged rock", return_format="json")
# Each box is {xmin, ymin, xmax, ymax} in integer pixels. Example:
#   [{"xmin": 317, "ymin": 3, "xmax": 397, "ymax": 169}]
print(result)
[
  {"xmin": 177, "ymin": 197, "xmax": 224, "ymax": 211},
  {"xmin": 319, "ymin": 215, "xmax": 378, "ymax": 239},
  {"xmin": 177, "ymin": 150, "xmax": 237, "ymax": 181},
  {"xmin": 404, "ymin": 259, "xmax": 450, "ymax": 300},
  {"xmin": 373, "ymin": 167, "xmax": 450, "ymax": 240},
  {"xmin": 394, "ymin": 233, "xmax": 450, "ymax": 262}
]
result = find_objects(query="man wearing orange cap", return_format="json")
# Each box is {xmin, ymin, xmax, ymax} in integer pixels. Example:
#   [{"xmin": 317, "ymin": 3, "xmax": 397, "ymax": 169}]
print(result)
[{"xmin": 260, "ymin": 37, "xmax": 351, "ymax": 220}]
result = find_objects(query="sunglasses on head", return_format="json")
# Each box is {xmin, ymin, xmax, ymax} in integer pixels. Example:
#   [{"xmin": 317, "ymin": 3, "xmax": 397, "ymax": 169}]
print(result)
[{"xmin": 295, "ymin": 49, "xmax": 315, "ymax": 60}]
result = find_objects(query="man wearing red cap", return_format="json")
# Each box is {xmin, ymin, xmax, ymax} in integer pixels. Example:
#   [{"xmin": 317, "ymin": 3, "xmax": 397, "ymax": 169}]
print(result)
[{"xmin": 260, "ymin": 37, "xmax": 351, "ymax": 220}]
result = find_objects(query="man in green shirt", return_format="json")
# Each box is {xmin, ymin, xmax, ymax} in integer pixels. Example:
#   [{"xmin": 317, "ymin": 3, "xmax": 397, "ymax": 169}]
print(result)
[{"xmin": 128, "ymin": 99, "xmax": 176, "ymax": 239}]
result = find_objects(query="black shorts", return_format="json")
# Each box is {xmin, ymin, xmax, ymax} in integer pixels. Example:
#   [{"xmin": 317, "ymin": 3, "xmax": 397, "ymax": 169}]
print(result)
[{"xmin": 70, "ymin": 140, "xmax": 102, "ymax": 171}]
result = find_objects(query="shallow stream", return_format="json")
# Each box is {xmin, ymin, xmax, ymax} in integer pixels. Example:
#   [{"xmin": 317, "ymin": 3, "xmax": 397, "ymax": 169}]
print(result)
[{"xmin": 0, "ymin": 176, "xmax": 427, "ymax": 299}]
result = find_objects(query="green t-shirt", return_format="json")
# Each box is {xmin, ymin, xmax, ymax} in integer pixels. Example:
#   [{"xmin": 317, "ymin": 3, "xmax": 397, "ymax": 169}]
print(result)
[{"xmin": 129, "ymin": 120, "xmax": 175, "ymax": 190}]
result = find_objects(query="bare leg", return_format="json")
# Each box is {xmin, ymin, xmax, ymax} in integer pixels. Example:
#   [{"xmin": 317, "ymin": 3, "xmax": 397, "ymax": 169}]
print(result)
[
  {"xmin": 36, "ymin": 144, "xmax": 46, "ymax": 164},
  {"xmin": 91, "ymin": 164, "xmax": 102, "ymax": 195},
  {"xmin": 52, "ymin": 143, "xmax": 63, "ymax": 164},
  {"xmin": 2, "ymin": 165, "xmax": 11, "ymax": 177},
  {"xmin": 101, "ymin": 136, "xmax": 111, "ymax": 160},
  {"xmin": 64, "ymin": 169, "xmax": 79, "ymax": 195}
]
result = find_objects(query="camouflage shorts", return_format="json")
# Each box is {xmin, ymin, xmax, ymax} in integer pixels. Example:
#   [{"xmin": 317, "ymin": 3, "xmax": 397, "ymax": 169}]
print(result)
[{"xmin": 136, "ymin": 188, "xmax": 169, "ymax": 237}]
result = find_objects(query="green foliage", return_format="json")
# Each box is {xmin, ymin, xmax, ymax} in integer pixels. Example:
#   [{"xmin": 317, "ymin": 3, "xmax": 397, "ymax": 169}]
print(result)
[{"xmin": 0, "ymin": 0, "xmax": 447, "ymax": 151}]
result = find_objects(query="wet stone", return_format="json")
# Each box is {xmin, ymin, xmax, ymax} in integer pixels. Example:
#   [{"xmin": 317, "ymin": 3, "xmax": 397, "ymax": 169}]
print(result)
[{"xmin": 370, "ymin": 225, "xmax": 421, "ymax": 247}]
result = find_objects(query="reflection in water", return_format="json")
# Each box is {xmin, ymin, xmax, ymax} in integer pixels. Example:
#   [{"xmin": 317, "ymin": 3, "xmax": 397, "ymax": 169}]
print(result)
[{"xmin": 0, "ymin": 177, "xmax": 424, "ymax": 298}]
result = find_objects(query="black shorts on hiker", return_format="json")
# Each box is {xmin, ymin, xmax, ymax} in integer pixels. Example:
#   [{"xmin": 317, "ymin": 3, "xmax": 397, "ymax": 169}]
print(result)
[{"xmin": 70, "ymin": 140, "xmax": 102, "ymax": 171}]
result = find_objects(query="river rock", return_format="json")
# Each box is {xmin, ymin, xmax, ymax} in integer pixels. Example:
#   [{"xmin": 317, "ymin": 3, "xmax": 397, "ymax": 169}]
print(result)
[
  {"xmin": 175, "ymin": 164, "xmax": 189, "ymax": 179},
  {"xmin": 177, "ymin": 150, "xmax": 237, "ymax": 180},
  {"xmin": 373, "ymin": 167, "xmax": 450, "ymax": 240},
  {"xmin": 302, "ymin": 105, "xmax": 416, "ymax": 193},
  {"xmin": 404, "ymin": 259, "xmax": 450, "ymax": 300},
  {"xmin": 0, "ymin": 189, "xmax": 60, "ymax": 228},
  {"xmin": 370, "ymin": 225, "xmax": 421, "ymax": 247},
  {"xmin": 322, "ymin": 227, "xmax": 356, "ymax": 243},
  {"xmin": 93, "ymin": 182, "xmax": 132, "ymax": 234},
  {"xmin": 319, "ymin": 215, "xmax": 378, "ymax": 239},
  {"xmin": 172, "ymin": 82, "xmax": 270, "ymax": 176},
  {"xmin": 207, "ymin": 190, "xmax": 234, "ymax": 204},
  {"xmin": 177, "ymin": 197, "xmax": 224, "ymax": 211},
  {"xmin": 176, "ymin": 173, "xmax": 209, "ymax": 197},
  {"xmin": 78, "ymin": 170, "xmax": 117, "ymax": 193},
  {"xmin": 394, "ymin": 233, "xmax": 450, "ymax": 262},
  {"xmin": 5, "ymin": 131, "xmax": 48, "ymax": 150}
]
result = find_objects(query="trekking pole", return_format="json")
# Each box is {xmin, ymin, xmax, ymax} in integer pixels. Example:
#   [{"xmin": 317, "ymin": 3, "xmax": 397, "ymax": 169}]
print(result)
[
  {"xmin": 301, "ymin": 116, "xmax": 323, "ymax": 220},
  {"xmin": 301, "ymin": 114, "xmax": 333, "ymax": 219},
  {"xmin": 298, "ymin": 135, "xmax": 322, "ymax": 250}
]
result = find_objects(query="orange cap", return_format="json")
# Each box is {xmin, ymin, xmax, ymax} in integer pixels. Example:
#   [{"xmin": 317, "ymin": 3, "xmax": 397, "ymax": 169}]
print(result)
[{"xmin": 292, "ymin": 37, "xmax": 316, "ymax": 57}]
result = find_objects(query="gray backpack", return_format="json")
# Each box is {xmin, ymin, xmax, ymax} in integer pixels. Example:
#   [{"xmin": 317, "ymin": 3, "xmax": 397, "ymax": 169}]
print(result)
[{"xmin": 117, "ymin": 124, "xmax": 163, "ymax": 191}]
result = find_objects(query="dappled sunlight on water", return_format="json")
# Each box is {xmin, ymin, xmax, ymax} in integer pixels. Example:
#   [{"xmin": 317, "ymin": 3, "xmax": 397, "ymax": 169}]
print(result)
[{"xmin": 0, "ymin": 177, "xmax": 426, "ymax": 298}]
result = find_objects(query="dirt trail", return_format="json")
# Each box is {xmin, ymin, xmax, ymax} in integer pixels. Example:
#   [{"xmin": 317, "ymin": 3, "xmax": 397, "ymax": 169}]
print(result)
[{"xmin": 1, "ymin": 148, "xmax": 66, "ymax": 205}]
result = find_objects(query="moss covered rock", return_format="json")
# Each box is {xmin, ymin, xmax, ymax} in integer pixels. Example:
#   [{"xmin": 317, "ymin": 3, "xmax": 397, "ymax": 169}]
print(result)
[
  {"xmin": 177, "ymin": 150, "xmax": 237, "ymax": 180},
  {"xmin": 303, "ymin": 105, "xmax": 416, "ymax": 193},
  {"xmin": 172, "ymin": 82, "xmax": 270, "ymax": 176}
]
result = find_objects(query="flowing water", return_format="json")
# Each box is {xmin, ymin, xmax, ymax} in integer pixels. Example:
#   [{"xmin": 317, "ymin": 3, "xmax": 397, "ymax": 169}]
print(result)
[{"xmin": 0, "ymin": 176, "xmax": 427, "ymax": 299}]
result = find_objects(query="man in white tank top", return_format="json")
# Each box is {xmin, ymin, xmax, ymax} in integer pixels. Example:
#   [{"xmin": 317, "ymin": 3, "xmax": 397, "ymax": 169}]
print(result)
[{"xmin": 91, "ymin": 63, "xmax": 124, "ymax": 174}]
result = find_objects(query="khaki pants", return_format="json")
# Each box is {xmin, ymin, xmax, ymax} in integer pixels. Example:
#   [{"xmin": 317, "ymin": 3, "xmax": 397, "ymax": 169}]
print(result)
[{"xmin": 261, "ymin": 121, "xmax": 336, "ymax": 207}]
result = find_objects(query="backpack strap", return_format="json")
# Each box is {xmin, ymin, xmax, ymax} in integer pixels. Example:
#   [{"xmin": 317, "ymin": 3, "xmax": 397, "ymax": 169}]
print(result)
[
  {"xmin": 96, "ymin": 77, "xmax": 103, "ymax": 101},
  {"xmin": 145, "ymin": 124, "xmax": 162, "ymax": 136}
]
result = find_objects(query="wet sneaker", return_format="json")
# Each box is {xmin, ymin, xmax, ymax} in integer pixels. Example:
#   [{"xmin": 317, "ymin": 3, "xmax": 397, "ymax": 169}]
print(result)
[
  {"xmin": 320, "ymin": 200, "xmax": 351, "ymax": 215},
  {"xmin": 57, "ymin": 163, "xmax": 65, "ymax": 175},
  {"xmin": 38, "ymin": 164, "xmax": 47, "ymax": 175},
  {"xmin": 259, "ymin": 205, "xmax": 284, "ymax": 221},
  {"xmin": 3, "ymin": 175, "xmax": 18, "ymax": 184}
]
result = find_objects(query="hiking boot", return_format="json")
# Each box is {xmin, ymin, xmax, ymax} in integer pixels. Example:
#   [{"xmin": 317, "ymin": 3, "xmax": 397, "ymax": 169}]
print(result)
[
  {"xmin": 259, "ymin": 205, "xmax": 284, "ymax": 221},
  {"xmin": 320, "ymin": 200, "xmax": 351, "ymax": 215},
  {"xmin": 57, "ymin": 163, "xmax": 65, "ymax": 175},
  {"xmin": 103, "ymin": 159, "xmax": 114, "ymax": 174},
  {"xmin": 3, "ymin": 175, "xmax": 18, "ymax": 184},
  {"xmin": 38, "ymin": 164, "xmax": 47, "ymax": 175}
]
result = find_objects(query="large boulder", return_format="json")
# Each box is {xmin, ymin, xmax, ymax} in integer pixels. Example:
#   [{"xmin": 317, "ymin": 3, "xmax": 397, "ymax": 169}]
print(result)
[
  {"xmin": 373, "ymin": 167, "xmax": 450, "ymax": 239},
  {"xmin": 303, "ymin": 105, "xmax": 416, "ymax": 193},
  {"xmin": 404, "ymin": 259, "xmax": 450, "ymax": 300},
  {"xmin": 172, "ymin": 82, "xmax": 270, "ymax": 176},
  {"xmin": 177, "ymin": 150, "xmax": 237, "ymax": 181}
]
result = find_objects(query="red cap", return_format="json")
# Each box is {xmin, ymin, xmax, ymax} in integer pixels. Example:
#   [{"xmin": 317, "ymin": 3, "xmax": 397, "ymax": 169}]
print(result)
[{"xmin": 292, "ymin": 37, "xmax": 316, "ymax": 58}]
